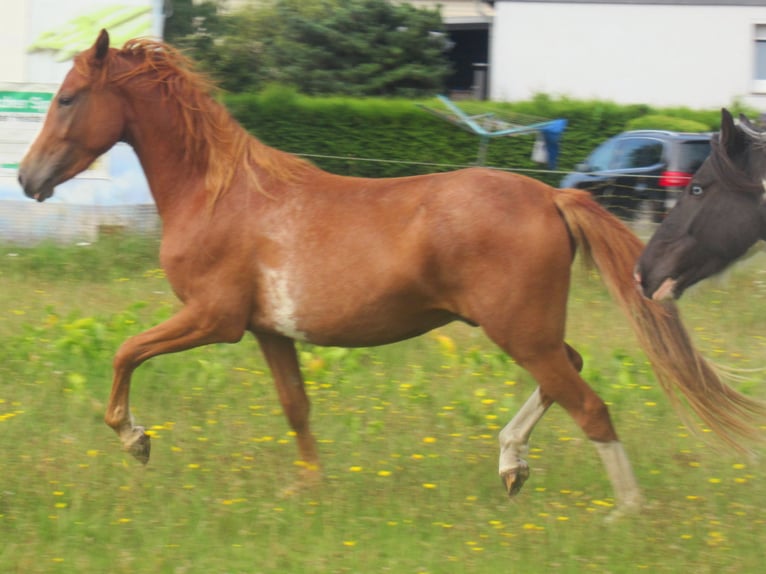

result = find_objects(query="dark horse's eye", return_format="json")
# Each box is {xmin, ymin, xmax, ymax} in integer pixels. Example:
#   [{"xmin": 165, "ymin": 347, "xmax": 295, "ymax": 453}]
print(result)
[
  {"xmin": 690, "ymin": 185, "xmax": 704, "ymax": 197},
  {"xmin": 58, "ymin": 94, "xmax": 75, "ymax": 107}
]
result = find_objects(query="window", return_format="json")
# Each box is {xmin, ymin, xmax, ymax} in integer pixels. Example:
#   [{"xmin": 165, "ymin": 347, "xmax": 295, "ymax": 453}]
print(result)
[
  {"xmin": 753, "ymin": 24, "xmax": 766, "ymax": 93},
  {"xmin": 585, "ymin": 139, "xmax": 617, "ymax": 171},
  {"xmin": 677, "ymin": 141, "xmax": 711, "ymax": 174},
  {"xmin": 613, "ymin": 138, "xmax": 664, "ymax": 170}
]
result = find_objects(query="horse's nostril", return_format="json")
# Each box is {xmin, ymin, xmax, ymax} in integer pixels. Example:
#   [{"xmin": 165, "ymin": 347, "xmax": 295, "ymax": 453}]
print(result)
[{"xmin": 17, "ymin": 172, "xmax": 24, "ymax": 188}]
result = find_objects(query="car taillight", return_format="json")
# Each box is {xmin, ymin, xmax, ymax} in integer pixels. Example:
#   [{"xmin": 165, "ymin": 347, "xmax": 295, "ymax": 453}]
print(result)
[{"xmin": 659, "ymin": 171, "xmax": 692, "ymax": 187}]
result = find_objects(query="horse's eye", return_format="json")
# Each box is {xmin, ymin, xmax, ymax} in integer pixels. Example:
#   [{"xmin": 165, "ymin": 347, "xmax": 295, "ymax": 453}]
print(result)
[
  {"xmin": 690, "ymin": 185, "xmax": 704, "ymax": 197},
  {"xmin": 58, "ymin": 94, "xmax": 75, "ymax": 107}
]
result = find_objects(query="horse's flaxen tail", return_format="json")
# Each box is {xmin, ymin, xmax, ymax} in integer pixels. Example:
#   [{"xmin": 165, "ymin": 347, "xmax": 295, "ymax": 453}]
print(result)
[{"xmin": 553, "ymin": 187, "xmax": 766, "ymax": 452}]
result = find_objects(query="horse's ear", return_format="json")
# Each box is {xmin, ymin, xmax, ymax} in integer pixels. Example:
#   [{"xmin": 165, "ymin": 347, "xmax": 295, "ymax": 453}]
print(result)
[
  {"xmin": 720, "ymin": 108, "xmax": 735, "ymax": 141},
  {"xmin": 719, "ymin": 108, "xmax": 747, "ymax": 157},
  {"xmin": 93, "ymin": 29, "xmax": 110, "ymax": 62},
  {"xmin": 738, "ymin": 112, "xmax": 766, "ymax": 142},
  {"xmin": 739, "ymin": 113, "xmax": 754, "ymax": 129}
]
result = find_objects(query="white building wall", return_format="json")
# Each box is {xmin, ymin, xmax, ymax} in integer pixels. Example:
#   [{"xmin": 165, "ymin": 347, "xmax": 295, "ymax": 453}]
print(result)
[
  {"xmin": 0, "ymin": 1, "xmax": 27, "ymax": 82},
  {"xmin": 491, "ymin": 2, "xmax": 766, "ymax": 109}
]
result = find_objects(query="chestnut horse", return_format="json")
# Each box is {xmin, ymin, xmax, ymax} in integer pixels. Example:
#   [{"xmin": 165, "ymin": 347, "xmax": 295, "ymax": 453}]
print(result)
[{"xmin": 19, "ymin": 31, "xmax": 764, "ymax": 513}]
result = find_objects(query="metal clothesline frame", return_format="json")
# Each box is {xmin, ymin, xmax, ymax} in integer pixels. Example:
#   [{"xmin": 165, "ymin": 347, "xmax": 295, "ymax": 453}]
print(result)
[{"xmin": 418, "ymin": 95, "xmax": 566, "ymax": 166}]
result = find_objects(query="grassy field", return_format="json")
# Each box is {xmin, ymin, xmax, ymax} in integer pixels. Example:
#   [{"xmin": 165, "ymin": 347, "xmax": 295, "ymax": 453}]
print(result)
[{"xmin": 0, "ymin": 236, "xmax": 764, "ymax": 573}]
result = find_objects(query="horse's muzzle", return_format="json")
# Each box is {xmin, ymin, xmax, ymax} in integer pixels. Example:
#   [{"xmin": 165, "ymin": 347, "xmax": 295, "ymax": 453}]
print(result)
[{"xmin": 18, "ymin": 168, "xmax": 54, "ymax": 202}]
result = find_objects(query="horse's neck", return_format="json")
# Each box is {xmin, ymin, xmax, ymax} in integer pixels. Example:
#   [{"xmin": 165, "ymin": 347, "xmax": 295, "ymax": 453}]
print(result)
[{"xmin": 124, "ymin": 100, "xmax": 206, "ymax": 216}]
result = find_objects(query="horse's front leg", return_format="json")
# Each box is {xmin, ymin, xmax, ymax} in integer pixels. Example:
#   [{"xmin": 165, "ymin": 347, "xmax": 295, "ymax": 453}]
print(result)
[
  {"xmin": 105, "ymin": 305, "xmax": 245, "ymax": 463},
  {"xmin": 255, "ymin": 332, "xmax": 320, "ymax": 494}
]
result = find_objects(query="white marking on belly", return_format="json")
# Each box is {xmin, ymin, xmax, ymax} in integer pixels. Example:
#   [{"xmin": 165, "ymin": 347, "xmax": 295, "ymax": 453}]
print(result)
[{"xmin": 262, "ymin": 266, "xmax": 309, "ymax": 341}]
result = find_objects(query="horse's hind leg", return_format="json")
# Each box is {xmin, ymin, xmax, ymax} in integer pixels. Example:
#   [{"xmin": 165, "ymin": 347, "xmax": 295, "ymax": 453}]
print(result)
[
  {"xmin": 519, "ymin": 346, "xmax": 642, "ymax": 511},
  {"xmin": 498, "ymin": 387, "xmax": 551, "ymax": 496},
  {"xmin": 256, "ymin": 333, "xmax": 320, "ymax": 494},
  {"xmin": 498, "ymin": 343, "xmax": 576, "ymax": 496}
]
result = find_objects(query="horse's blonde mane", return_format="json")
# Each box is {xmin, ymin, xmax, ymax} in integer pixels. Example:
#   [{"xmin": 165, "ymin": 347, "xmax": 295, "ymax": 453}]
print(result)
[{"xmin": 77, "ymin": 37, "xmax": 316, "ymax": 204}]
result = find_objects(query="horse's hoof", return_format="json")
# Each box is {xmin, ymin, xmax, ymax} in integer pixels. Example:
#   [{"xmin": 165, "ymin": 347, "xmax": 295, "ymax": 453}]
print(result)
[
  {"xmin": 126, "ymin": 426, "xmax": 151, "ymax": 465},
  {"xmin": 605, "ymin": 502, "xmax": 642, "ymax": 523},
  {"xmin": 604, "ymin": 495, "xmax": 645, "ymax": 523},
  {"xmin": 278, "ymin": 467, "xmax": 321, "ymax": 498},
  {"xmin": 500, "ymin": 463, "xmax": 530, "ymax": 497}
]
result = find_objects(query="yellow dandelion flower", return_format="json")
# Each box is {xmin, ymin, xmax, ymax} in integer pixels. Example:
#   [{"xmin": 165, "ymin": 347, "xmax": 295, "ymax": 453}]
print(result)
[
  {"xmin": 434, "ymin": 334, "xmax": 456, "ymax": 354},
  {"xmin": 488, "ymin": 520, "xmax": 504, "ymax": 528}
]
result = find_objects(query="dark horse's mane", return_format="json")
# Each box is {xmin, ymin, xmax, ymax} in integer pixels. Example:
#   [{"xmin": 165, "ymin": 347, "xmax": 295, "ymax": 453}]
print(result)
[
  {"xmin": 76, "ymin": 37, "xmax": 317, "ymax": 203},
  {"xmin": 708, "ymin": 132, "xmax": 766, "ymax": 196}
]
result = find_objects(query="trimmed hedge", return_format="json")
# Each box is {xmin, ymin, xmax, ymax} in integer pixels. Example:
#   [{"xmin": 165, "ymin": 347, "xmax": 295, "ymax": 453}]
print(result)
[
  {"xmin": 224, "ymin": 88, "xmax": 733, "ymax": 187},
  {"xmin": 624, "ymin": 114, "xmax": 710, "ymax": 132}
]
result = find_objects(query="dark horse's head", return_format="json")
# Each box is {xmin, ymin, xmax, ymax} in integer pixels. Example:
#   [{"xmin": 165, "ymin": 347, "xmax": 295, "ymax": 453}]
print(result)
[{"xmin": 636, "ymin": 109, "xmax": 766, "ymax": 300}]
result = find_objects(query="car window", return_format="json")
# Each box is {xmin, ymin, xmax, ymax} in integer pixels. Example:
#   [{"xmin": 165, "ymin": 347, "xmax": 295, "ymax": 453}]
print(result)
[
  {"xmin": 676, "ymin": 141, "xmax": 711, "ymax": 173},
  {"xmin": 585, "ymin": 139, "xmax": 618, "ymax": 171},
  {"xmin": 613, "ymin": 138, "xmax": 664, "ymax": 170}
]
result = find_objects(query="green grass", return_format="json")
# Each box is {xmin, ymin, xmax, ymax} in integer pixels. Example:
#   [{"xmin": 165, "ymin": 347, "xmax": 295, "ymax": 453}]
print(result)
[{"xmin": 0, "ymin": 238, "xmax": 764, "ymax": 573}]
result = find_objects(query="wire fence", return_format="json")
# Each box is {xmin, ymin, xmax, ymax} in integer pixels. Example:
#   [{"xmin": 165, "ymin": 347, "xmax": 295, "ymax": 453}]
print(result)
[{"xmin": 0, "ymin": 154, "xmax": 668, "ymax": 244}]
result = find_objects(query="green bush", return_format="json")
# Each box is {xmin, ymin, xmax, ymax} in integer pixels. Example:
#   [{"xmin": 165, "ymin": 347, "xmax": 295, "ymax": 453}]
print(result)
[{"xmin": 624, "ymin": 114, "xmax": 710, "ymax": 132}]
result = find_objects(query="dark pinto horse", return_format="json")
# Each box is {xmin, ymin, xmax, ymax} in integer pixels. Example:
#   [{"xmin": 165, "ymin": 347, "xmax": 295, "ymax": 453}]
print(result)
[
  {"xmin": 638, "ymin": 109, "xmax": 766, "ymax": 301},
  {"xmin": 18, "ymin": 31, "xmax": 765, "ymax": 514}
]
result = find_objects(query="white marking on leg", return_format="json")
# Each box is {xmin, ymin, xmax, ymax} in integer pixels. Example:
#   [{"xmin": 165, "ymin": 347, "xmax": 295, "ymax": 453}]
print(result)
[
  {"xmin": 262, "ymin": 267, "xmax": 309, "ymax": 341},
  {"xmin": 592, "ymin": 440, "xmax": 642, "ymax": 511},
  {"xmin": 498, "ymin": 387, "xmax": 549, "ymax": 476}
]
